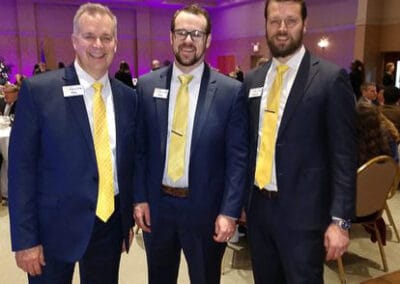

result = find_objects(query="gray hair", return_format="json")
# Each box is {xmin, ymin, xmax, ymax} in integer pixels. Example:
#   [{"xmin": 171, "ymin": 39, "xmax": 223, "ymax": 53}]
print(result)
[{"xmin": 73, "ymin": 2, "xmax": 117, "ymax": 37}]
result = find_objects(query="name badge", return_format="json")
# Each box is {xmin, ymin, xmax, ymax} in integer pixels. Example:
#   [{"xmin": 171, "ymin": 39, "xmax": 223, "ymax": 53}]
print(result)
[
  {"xmin": 249, "ymin": 87, "xmax": 263, "ymax": 98},
  {"xmin": 63, "ymin": 85, "xmax": 84, "ymax": 97},
  {"xmin": 153, "ymin": 88, "xmax": 169, "ymax": 99}
]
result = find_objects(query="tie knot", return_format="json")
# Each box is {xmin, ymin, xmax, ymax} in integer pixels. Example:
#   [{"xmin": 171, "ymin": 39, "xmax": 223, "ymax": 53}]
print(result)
[
  {"xmin": 93, "ymin": 82, "xmax": 103, "ymax": 93},
  {"xmin": 276, "ymin": 65, "xmax": 289, "ymax": 75},
  {"xmin": 178, "ymin": 74, "xmax": 193, "ymax": 85}
]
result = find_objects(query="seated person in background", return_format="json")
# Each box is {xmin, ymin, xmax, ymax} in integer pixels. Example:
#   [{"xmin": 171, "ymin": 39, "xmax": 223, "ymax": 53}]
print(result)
[
  {"xmin": 235, "ymin": 65, "xmax": 244, "ymax": 82},
  {"xmin": 0, "ymin": 83, "xmax": 19, "ymax": 116},
  {"xmin": 150, "ymin": 59, "xmax": 161, "ymax": 71},
  {"xmin": 376, "ymin": 84, "xmax": 385, "ymax": 106},
  {"xmin": 380, "ymin": 86, "xmax": 400, "ymax": 132},
  {"xmin": 358, "ymin": 82, "xmax": 378, "ymax": 105},
  {"xmin": 356, "ymin": 102, "xmax": 400, "ymax": 245},
  {"xmin": 14, "ymin": 74, "xmax": 25, "ymax": 88},
  {"xmin": 33, "ymin": 62, "xmax": 50, "ymax": 75},
  {"xmin": 114, "ymin": 60, "xmax": 134, "ymax": 88}
]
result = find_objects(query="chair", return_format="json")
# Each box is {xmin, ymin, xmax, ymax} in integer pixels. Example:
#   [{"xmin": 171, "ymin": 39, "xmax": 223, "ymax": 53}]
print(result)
[
  {"xmin": 337, "ymin": 155, "xmax": 400, "ymax": 283},
  {"xmin": 384, "ymin": 174, "xmax": 400, "ymax": 242}
]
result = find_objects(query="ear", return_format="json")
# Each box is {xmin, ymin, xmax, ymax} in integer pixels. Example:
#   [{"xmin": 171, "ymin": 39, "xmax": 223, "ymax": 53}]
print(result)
[
  {"xmin": 205, "ymin": 33, "xmax": 212, "ymax": 49},
  {"xmin": 170, "ymin": 31, "xmax": 173, "ymax": 45},
  {"xmin": 71, "ymin": 34, "xmax": 78, "ymax": 50},
  {"xmin": 303, "ymin": 18, "xmax": 308, "ymax": 34}
]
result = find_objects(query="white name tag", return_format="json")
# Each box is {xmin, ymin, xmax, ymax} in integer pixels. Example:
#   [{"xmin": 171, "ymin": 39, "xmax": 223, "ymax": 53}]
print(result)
[
  {"xmin": 249, "ymin": 87, "xmax": 263, "ymax": 98},
  {"xmin": 153, "ymin": 88, "xmax": 169, "ymax": 99},
  {"xmin": 63, "ymin": 85, "xmax": 84, "ymax": 97}
]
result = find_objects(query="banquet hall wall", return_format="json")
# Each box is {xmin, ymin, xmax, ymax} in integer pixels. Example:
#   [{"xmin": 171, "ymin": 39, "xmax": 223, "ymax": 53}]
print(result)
[{"xmin": 0, "ymin": 0, "xmax": 399, "ymax": 80}]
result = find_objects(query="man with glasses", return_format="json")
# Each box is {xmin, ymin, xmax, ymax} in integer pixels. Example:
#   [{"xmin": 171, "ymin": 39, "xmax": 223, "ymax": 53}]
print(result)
[
  {"xmin": 244, "ymin": 0, "xmax": 356, "ymax": 283},
  {"xmin": 9, "ymin": 3, "xmax": 137, "ymax": 283},
  {"xmin": 134, "ymin": 4, "xmax": 248, "ymax": 283}
]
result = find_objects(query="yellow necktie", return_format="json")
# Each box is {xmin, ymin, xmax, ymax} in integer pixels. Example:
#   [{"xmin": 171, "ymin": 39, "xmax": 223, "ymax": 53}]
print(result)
[
  {"xmin": 255, "ymin": 65, "xmax": 289, "ymax": 189},
  {"xmin": 167, "ymin": 74, "xmax": 193, "ymax": 181},
  {"xmin": 92, "ymin": 82, "xmax": 114, "ymax": 222}
]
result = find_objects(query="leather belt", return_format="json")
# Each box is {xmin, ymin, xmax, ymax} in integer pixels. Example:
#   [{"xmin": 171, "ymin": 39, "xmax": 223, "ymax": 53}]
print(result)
[
  {"xmin": 161, "ymin": 184, "xmax": 189, "ymax": 198},
  {"xmin": 254, "ymin": 186, "xmax": 278, "ymax": 199}
]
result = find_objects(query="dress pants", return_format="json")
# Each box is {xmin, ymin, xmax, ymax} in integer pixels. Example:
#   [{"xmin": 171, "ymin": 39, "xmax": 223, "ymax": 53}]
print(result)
[
  {"xmin": 144, "ymin": 193, "xmax": 226, "ymax": 284},
  {"xmin": 28, "ymin": 196, "xmax": 123, "ymax": 284},
  {"xmin": 247, "ymin": 189, "xmax": 325, "ymax": 284}
]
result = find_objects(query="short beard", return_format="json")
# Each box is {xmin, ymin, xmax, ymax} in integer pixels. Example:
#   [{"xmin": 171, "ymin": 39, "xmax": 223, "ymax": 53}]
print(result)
[
  {"xmin": 174, "ymin": 52, "xmax": 201, "ymax": 67},
  {"xmin": 266, "ymin": 32, "xmax": 303, "ymax": 58}
]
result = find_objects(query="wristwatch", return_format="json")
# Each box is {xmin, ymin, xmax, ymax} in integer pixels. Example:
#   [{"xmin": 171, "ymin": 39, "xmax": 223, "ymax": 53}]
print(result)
[{"xmin": 332, "ymin": 218, "xmax": 351, "ymax": 230}]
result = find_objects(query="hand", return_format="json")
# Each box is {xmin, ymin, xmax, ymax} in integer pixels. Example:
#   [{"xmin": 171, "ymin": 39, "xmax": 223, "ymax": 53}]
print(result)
[
  {"xmin": 324, "ymin": 223, "xmax": 350, "ymax": 261},
  {"xmin": 213, "ymin": 214, "xmax": 236, "ymax": 243},
  {"xmin": 133, "ymin": 202, "xmax": 151, "ymax": 233},
  {"xmin": 15, "ymin": 245, "xmax": 46, "ymax": 276},
  {"xmin": 238, "ymin": 209, "xmax": 247, "ymax": 225},
  {"xmin": 122, "ymin": 228, "xmax": 134, "ymax": 253}
]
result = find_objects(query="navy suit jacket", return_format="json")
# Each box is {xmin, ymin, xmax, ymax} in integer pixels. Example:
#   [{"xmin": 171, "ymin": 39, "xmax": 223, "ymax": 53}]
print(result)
[
  {"xmin": 244, "ymin": 51, "xmax": 357, "ymax": 230},
  {"xmin": 9, "ymin": 65, "xmax": 138, "ymax": 261},
  {"xmin": 134, "ymin": 64, "xmax": 248, "ymax": 230}
]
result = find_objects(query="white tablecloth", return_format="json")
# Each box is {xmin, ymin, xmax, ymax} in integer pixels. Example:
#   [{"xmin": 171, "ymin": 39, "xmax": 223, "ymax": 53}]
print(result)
[{"xmin": 0, "ymin": 126, "xmax": 11, "ymax": 198}]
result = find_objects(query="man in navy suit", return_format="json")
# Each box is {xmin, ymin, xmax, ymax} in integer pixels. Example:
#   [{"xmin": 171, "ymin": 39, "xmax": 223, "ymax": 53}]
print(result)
[
  {"xmin": 8, "ymin": 3, "xmax": 138, "ymax": 283},
  {"xmin": 244, "ymin": 0, "xmax": 357, "ymax": 283},
  {"xmin": 133, "ymin": 4, "xmax": 248, "ymax": 284}
]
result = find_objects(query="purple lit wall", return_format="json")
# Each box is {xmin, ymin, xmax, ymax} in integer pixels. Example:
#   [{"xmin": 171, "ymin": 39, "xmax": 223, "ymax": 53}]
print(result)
[{"xmin": 0, "ymin": 0, "xmax": 358, "ymax": 82}]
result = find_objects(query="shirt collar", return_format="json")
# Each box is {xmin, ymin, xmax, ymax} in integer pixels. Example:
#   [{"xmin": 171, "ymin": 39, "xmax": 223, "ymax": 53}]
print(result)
[
  {"xmin": 171, "ymin": 62, "xmax": 205, "ymax": 83},
  {"xmin": 74, "ymin": 60, "xmax": 109, "ymax": 90},
  {"xmin": 271, "ymin": 45, "xmax": 305, "ymax": 71}
]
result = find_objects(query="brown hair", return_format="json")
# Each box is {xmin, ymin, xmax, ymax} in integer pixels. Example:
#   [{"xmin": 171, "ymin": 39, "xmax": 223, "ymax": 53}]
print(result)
[
  {"xmin": 170, "ymin": 4, "xmax": 211, "ymax": 34},
  {"xmin": 356, "ymin": 102, "xmax": 395, "ymax": 165},
  {"xmin": 264, "ymin": 0, "xmax": 307, "ymax": 21}
]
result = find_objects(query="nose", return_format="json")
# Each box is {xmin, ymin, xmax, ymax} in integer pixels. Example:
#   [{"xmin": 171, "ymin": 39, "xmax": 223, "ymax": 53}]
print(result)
[
  {"xmin": 93, "ymin": 37, "xmax": 103, "ymax": 48},
  {"xmin": 184, "ymin": 34, "xmax": 194, "ymax": 43},
  {"xmin": 278, "ymin": 20, "xmax": 288, "ymax": 32}
]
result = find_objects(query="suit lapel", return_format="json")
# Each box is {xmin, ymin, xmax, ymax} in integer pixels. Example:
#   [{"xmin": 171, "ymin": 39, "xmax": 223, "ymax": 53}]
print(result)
[
  {"xmin": 110, "ymin": 78, "xmax": 123, "ymax": 170},
  {"xmin": 277, "ymin": 51, "xmax": 318, "ymax": 138},
  {"xmin": 63, "ymin": 66, "xmax": 96, "ymax": 162},
  {"xmin": 190, "ymin": 65, "xmax": 216, "ymax": 154},
  {"xmin": 249, "ymin": 62, "xmax": 271, "ymax": 147},
  {"xmin": 155, "ymin": 67, "xmax": 173, "ymax": 159}
]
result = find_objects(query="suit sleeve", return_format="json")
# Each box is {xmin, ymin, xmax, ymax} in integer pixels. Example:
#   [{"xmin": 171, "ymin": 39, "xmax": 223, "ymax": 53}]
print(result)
[
  {"xmin": 327, "ymin": 68, "xmax": 357, "ymax": 220},
  {"xmin": 133, "ymin": 80, "xmax": 148, "ymax": 203},
  {"xmin": 8, "ymin": 79, "xmax": 41, "ymax": 251},
  {"xmin": 220, "ymin": 84, "xmax": 249, "ymax": 218}
]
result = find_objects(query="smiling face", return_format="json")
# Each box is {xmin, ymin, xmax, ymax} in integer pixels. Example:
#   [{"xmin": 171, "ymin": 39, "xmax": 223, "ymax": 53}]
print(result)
[
  {"xmin": 72, "ymin": 12, "xmax": 117, "ymax": 80},
  {"xmin": 265, "ymin": 1, "xmax": 306, "ymax": 62},
  {"xmin": 170, "ymin": 11, "xmax": 211, "ymax": 73}
]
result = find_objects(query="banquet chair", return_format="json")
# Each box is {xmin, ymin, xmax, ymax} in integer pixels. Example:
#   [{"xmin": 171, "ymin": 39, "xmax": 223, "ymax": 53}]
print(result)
[
  {"xmin": 337, "ymin": 155, "xmax": 400, "ymax": 283},
  {"xmin": 384, "ymin": 173, "xmax": 400, "ymax": 242}
]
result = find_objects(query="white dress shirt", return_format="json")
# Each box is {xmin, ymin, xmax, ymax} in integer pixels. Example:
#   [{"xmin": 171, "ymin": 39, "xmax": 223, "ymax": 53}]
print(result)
[
  {"xmin": 162, "ymin": 62, "xmax": 205, "ymax": 188},
  {"xmin": 74, "ymin": 60, "xmax": 119, "ymax": 195},
  {"xmin": 256, "ymin": 45, "xmax": 306, "ymax": 192}
]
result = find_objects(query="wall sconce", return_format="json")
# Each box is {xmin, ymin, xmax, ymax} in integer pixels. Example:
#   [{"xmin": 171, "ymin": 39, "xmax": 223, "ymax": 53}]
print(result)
[
  {"xmin": 317, "ymin": 37, "xmax": 329, "ymax": 50},
  {"xmin": 251, "ymin": 42, "xmax": 260, "ymax": 53}
]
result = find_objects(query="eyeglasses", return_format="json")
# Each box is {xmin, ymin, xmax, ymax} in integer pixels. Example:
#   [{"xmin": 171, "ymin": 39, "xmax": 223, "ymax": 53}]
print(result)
[
  {"xmin": 172, "ymin": 29, "xmax": 207, "ymax": 42},
  {"xmin": 267, "ymin": 17, "xmax": 301, "ymax": 29}
]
